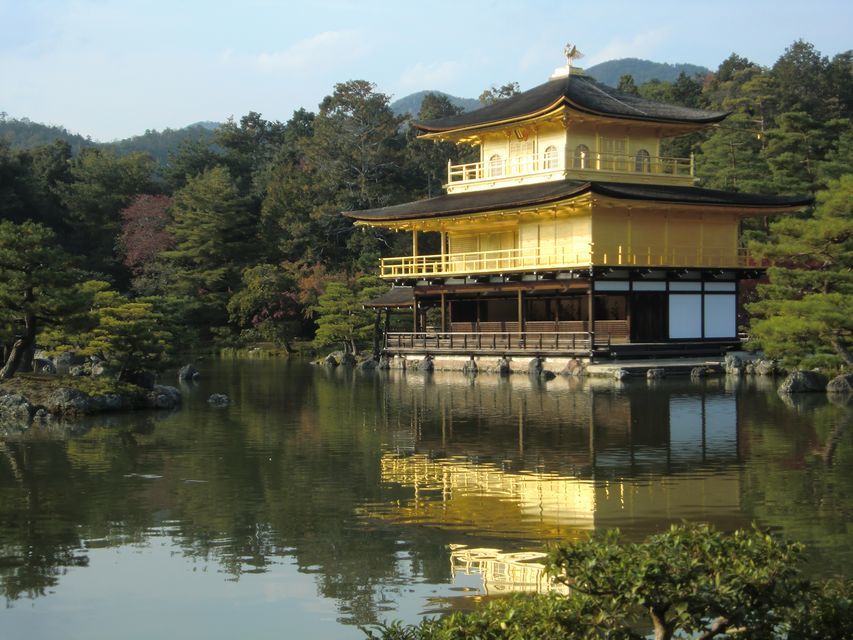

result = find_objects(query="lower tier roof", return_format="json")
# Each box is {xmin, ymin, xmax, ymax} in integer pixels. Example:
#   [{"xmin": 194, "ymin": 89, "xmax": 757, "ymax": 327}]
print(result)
[{"xmin": 343, "ymin": 180, "xmax": 813, "ymax": 223}]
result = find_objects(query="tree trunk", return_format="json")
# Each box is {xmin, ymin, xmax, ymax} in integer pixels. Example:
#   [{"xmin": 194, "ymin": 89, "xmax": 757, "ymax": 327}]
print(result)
[
  {"xmin": 650, "ymin": 607, "xmax": 673, "ymax": 640},
  {"xmin": 829, "ymin": 335, "xmax": 853, "ymax": 368},
  {"xmin": 372, "ymin": 309, "xmax": 382, "ymax": 359},
  {"xmin": 0, "ymin": 337, "xmax": 31, "ymax": 380},
  {"xmin": 1, "ymin": 290, "xmax": 36, "ymax": 380}
]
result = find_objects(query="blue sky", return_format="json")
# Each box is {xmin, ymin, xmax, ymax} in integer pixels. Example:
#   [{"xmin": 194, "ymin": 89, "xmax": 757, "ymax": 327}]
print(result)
[{"xmin": 1, "ymin": 0, "xmax": 850, "ymax": 141}]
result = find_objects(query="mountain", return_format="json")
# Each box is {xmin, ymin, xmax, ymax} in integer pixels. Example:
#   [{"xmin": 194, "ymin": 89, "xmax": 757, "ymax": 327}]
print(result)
[
  {"xmin": 0, "ymin": 117, "xmax": 95, "ymax": 154},
  {"xmin": 583, "ymin": 58, "xmax": 710, "ymax": 87},
  {"xmin": 391, "ymin": 91, "xmax": 480, "ymax": 118},
  {"xmin": 0, "ymin": 117, "xmax": 220, "ymax": 164},
  {"xmin": 107, "ymin": 124, "xmax": 218, "ymax": 164}
]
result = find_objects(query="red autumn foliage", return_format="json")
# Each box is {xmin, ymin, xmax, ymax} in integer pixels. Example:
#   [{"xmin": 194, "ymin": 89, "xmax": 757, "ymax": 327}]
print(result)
[{"xmin": 118, "ymin": 194, "xmax": 175, "ymax": 273}]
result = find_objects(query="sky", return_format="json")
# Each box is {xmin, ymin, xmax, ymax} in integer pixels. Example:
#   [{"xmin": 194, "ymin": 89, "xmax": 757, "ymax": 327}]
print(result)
[{"xmin": 1, "ymin": 0, "xmax": 850, "ymax": 142}]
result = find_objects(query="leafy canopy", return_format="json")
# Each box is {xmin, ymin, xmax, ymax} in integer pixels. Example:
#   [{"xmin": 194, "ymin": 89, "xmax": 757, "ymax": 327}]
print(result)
[{"xmin": 365, "ymin": 524, "xmax": 852, "ymax": 640}]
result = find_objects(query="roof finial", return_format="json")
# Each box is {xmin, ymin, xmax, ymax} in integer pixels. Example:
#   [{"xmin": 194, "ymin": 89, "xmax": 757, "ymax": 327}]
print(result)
[
  {"xmin": 551, "ymin": 43, "xmax": 584, "ymax": 79},
  {"xmin": 564, "ymin": 43, "xmax": 584, "ymax": 68}
]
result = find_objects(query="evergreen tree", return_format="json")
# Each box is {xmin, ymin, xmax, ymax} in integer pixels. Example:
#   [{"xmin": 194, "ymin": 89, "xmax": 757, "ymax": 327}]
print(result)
[
  {"xmin": 55, "ymin": 148, "xmax": 156, "ymax": 277},
  {"xmin": 312, "ymin": 277, "xmax": 387, "ymax": 354},
  {"xmin": 162, "ymin": 166, "xmax": 255, "ymax": 329},
  {"xmin": 748, "ymin": 175, "xmax": 852, "ymax": 370},
  {"xmin": 0, "ymin": 220, "xmax": 81, "ymax": 378},
  {"xmin": 303, "ymin": 80, "xmax": 407, "ymax": 271},
  {"xmin": 616, "ymin": 74, "xmax": 638, "ymax": 95}
]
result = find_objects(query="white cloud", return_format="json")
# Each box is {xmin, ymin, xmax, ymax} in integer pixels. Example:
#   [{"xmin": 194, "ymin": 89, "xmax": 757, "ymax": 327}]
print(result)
[
  {"xmin": 255, "ymin": 30, "xmax": 368, "ymax": 73},
  {"xmin": 584, "ymin": 28, "xmax": 672, "ymax": 66},
  {"xmin": 398, "ymin": 61, "xmax": 465, "ymax": 90}
]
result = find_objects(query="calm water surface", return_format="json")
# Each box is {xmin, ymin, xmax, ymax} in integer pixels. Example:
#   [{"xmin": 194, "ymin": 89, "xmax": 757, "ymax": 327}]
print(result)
[{"xmin": 1, "ymin": 359, "xmax": 850, "ymax": 639}]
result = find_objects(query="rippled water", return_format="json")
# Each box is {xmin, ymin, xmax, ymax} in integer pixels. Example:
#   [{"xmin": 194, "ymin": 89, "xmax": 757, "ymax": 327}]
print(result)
[{"xmin": 0, "ymin": 359, "xmax": 850, "ymax": 639}]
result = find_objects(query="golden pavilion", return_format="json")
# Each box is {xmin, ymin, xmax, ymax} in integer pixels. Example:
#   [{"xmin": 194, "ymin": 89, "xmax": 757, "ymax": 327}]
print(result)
[{"xmin": 344, "ymin": 47, "xmax": 811, "ymax": 362}]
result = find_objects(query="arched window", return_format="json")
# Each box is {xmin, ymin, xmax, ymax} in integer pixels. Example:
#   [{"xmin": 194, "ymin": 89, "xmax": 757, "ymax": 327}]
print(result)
[
  {"xmin": 543, "ymin": 145, "xmax": 559, "ymax": 170},
  {"xmin": 573, "ymin": 144, "xmax": 590, "ymax": 169},
  {"xmin": 488, "ymin": 153, "xmax": 504, "ymax": 177},
  {"xmin": 635, "ymin": 149, "xmax": 651, "ymax": 173}
]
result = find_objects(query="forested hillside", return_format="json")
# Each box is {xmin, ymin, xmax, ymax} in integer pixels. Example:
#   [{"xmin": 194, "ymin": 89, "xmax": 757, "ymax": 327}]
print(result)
[
  {"xmin": 584, "ymin": 57, "xmax": 710, "ymax": 86},
  {"xmin": 1, "ymin": 40, "xmax": 850, "ymax": 370},
  {"xmin": 0, "ymin": 116, "xmax": 219, "ymax": 164},
  {"xmin": 390, "ymin": 91, "xmax": 480, "ymax": 117}
]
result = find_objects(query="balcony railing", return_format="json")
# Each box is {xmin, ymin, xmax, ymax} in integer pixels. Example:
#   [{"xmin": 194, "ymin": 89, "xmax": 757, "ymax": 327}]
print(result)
[
  {"xmin": 386, "ymin": 331, "xmax": 593, "ymax": 354},
  {"xmin": 380, "ymin": 245, "xmax": 752, "ymax": 278},
  {"xmin": 447, "ymin": 151, "xmax": 693, "ymax": 186}
]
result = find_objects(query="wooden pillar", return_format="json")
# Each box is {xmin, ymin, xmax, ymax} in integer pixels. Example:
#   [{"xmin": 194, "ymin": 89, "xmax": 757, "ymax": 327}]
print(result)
[
  {"xmin": 588, "ymin": 282, "xmax": 596, "ymax": 352},
  {"xmin": 440, "ymin": 292, "xmax": 446, "ymax": 332},
  {"xmin": 412, "ymin": 299, "xmax": 418, "ymax": 333},
  {"xmin": 517, "ymin": 289, "xmax": 524, "ymax": 337},
  {"xmin": 412, "ymin": 229, "xmax": 419, "ymax": 257}
]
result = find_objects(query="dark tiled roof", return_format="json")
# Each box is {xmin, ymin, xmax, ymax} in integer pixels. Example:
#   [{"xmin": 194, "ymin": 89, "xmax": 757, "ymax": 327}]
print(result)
[
  {"xmin": 415, "ymin": 75, "xmax": 729, "ymax": 133},
  {"xmin": 363, "ymin": 286, "xmax": 414, "ymax": 308},
  {"xmin": 343, "ymin": 180, "xmax": 813, "ymax": 223}
]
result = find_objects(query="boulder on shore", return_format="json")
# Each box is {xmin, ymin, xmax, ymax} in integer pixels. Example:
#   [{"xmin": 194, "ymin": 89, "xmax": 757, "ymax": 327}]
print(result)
[
  {"xmin": 46, "ymin": 387, "xmax": 94, "ymax": 415},
  {"xmin": 322, "ymin": 354, "xmax": 338, "ymax": 368},
  {"xmin": 463, "ymin": 358, "xmax": 478, "ymax": 375},
  {"xmin": 0, "ymin": 393, "xmax": 36, "ymax": 423},
  {"xmin": 778, "ymin": 371, "xmax": 828, "ymax": 394},
  {"xmin": 339, "ymin": 352, "xmax": 357, "ymax": 368},
  {"xmin": 358, "ymin": 357, "xmax": 378, "ymax": 371}
]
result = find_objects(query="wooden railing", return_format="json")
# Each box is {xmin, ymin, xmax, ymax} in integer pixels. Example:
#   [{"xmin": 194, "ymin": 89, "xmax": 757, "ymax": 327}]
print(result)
[
  {"xmin": 380, "ymin": 246, "xmax": 752, "ymax": 278},
  {"xmin": 385, "ymin": 331, "xmax": 594, "ymax": 354},
  {"xmin": 447, "ymin": 151, "xmax": 693, "ymax": 185}
]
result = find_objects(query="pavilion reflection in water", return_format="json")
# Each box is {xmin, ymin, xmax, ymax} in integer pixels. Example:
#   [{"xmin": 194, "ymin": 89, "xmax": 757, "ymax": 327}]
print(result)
[{"xmin": 367, "ymin": 374, "xmax": 744, "ymax": 595}]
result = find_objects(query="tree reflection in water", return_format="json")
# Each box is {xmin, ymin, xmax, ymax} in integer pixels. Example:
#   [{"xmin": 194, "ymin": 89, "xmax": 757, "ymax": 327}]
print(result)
[{"xmin": 0, "ymin": 361, "xmax": 849, "ymax": 631}]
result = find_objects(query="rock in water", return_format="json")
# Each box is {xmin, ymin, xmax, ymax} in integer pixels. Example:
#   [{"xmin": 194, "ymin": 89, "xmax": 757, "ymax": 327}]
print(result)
[
  {"xmin": 339, "ymin": 353, "xmax": 357, "ymax": 367},
  {"xmin": 207, "ymin": 393, "xmax": 230, "ymax": 407},
  {"xmin": 778, "ymin": 371, "xmax": 828, "ymax": 394},
  {"xmin": 527, "ymin": 357, "xmax": 543, "ymax": 376},
  {"xmin": 497, "ymin": 357, "xmax": 511, "ymax": 375},
  {"xmin": 178, "ymin": 365, "xmax": 200, "ymax": 381},
  {"xmin": 827, "ymin": 373, "xmax": 853, "ymax": 395},
  {"xmin": 147, "ymin": 385, "xmax": 182, "ymax": 410}
]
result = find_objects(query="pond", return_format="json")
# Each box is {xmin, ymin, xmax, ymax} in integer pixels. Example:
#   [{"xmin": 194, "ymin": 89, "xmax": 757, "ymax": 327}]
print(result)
[{"xmin": 0, "ymin": 359, "xmax": 850, "ymax": 639}]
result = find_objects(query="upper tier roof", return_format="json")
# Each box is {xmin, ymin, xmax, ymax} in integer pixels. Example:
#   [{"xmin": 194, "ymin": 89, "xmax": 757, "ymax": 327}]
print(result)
[
  {"xmin": 414, "ymin": 74, "xmax": 729, "ymax": 134},
  {"xmin": 343, "ymin": 180, "xmax": 813, "ymax": 223}
]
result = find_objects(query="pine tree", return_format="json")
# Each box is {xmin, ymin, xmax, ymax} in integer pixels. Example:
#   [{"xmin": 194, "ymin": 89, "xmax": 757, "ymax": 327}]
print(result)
[
  {"xmin": 162, "ymin": 166, "xmax": 256, "ymax": 328},
  {"xmin": 747, "ymin": 175, "xmax": 852, "ymax": 370},
  {"xmin": 0, "ymin": 221, "xmax": 81, "ymax": 378}
]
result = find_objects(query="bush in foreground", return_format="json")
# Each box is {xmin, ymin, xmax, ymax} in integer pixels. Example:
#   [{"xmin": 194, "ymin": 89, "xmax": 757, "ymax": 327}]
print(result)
[{"xmin": 363, "ymin": 524, "xmax": 851, "ymax": 640}]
